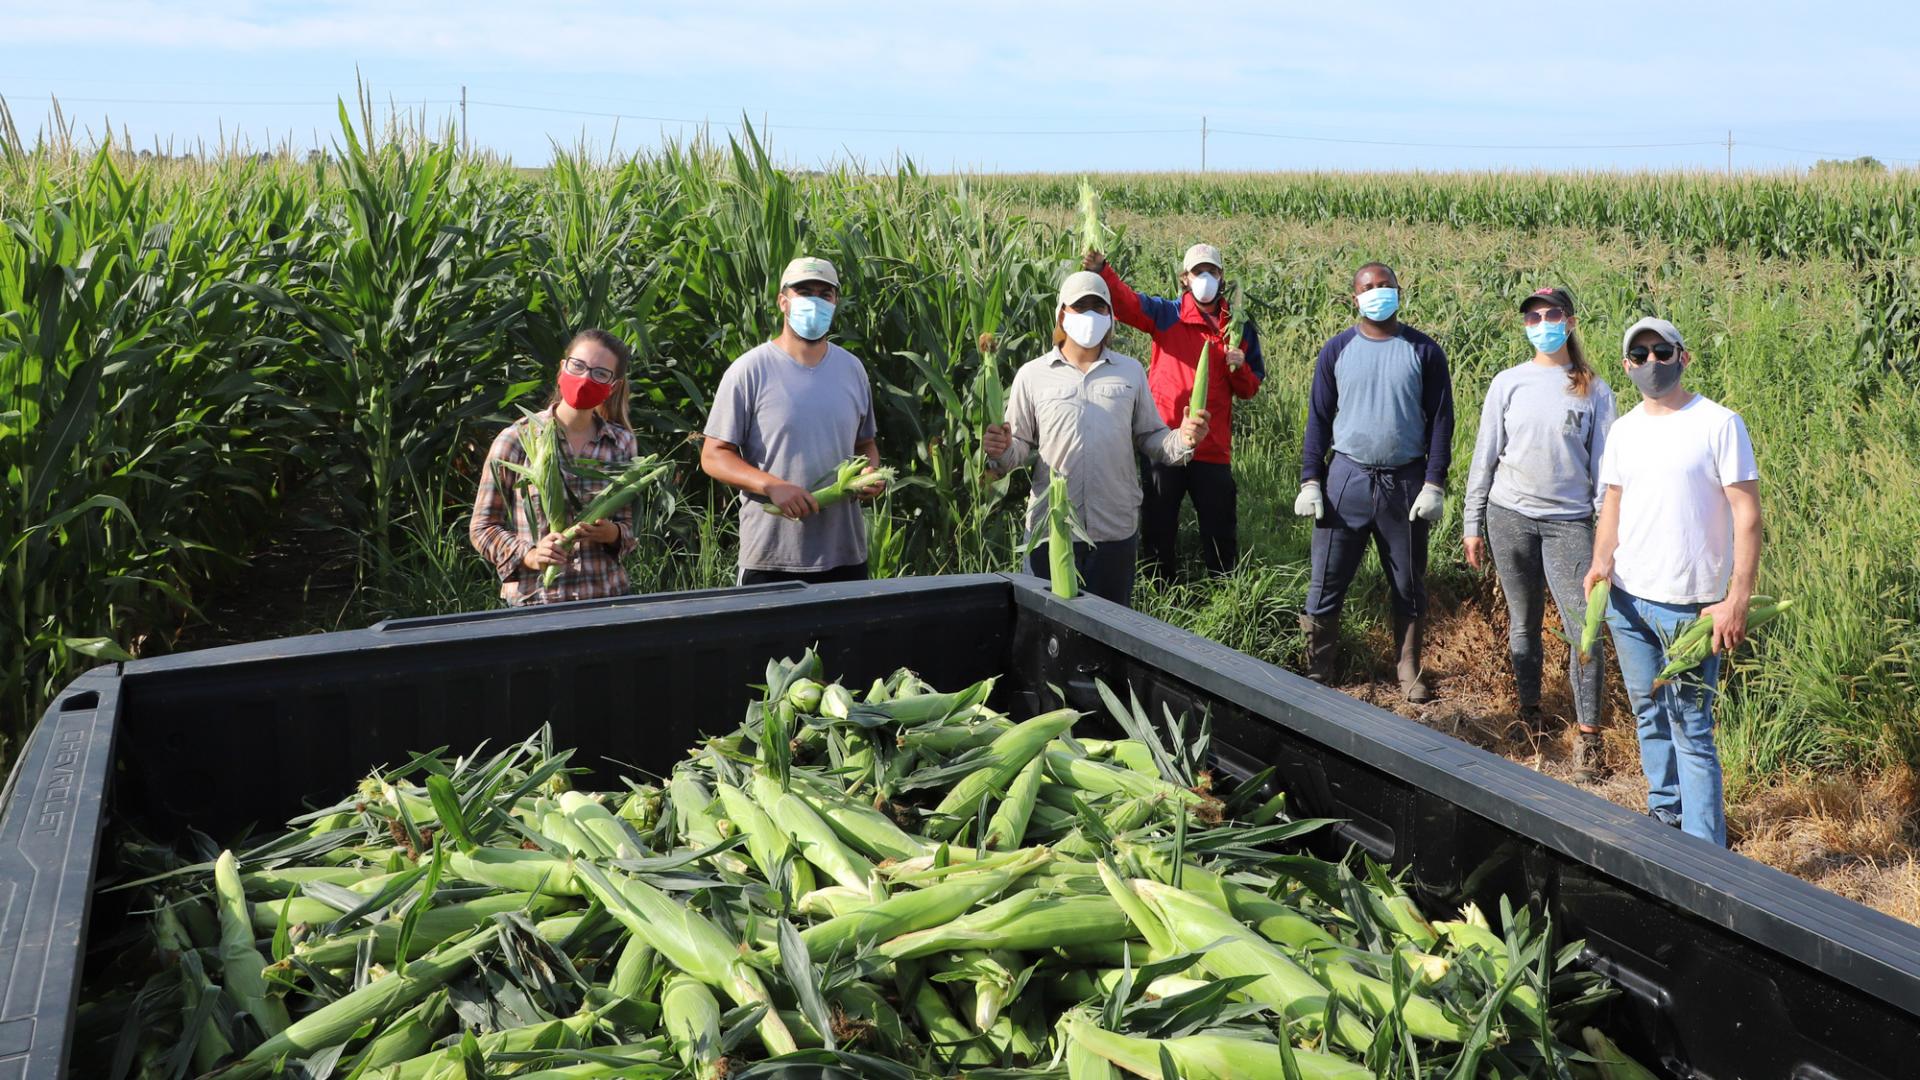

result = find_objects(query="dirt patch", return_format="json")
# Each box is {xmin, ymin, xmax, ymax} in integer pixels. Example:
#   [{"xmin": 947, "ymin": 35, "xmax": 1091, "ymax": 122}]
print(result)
[{"xmin": 1336, "ymin": 585, "xmax": 1920, "ymax": 925}]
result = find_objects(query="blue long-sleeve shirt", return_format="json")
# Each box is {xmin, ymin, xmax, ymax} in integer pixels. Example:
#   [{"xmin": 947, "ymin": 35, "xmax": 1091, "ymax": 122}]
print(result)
[{"xmin": 1300, "ymin": 325, "xmax": 1455, "ymax": 486}]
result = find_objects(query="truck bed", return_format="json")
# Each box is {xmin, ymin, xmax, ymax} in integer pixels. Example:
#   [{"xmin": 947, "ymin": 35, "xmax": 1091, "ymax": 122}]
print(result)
[{"xmin": 4, "ymin": 574, "xmax": 1917, "ymax": 1077}]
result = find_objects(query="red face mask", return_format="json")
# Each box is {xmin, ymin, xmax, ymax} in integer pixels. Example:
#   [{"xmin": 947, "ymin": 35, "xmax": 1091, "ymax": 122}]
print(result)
[{"xmin": 558, "ymin": 371, "xmax": 615, "ymax": 411}]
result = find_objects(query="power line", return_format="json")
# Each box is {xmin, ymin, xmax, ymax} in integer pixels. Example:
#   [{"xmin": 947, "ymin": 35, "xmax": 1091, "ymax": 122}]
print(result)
[
  {"xmin": 12, "ymin": 96, "xmax": 357, "ymax": 107},
  {"xmin": 1741, "ymin": 140, "xmax": 1920, "ymax": 164},
  {"xmin": 461, "ymin": 85, "xmax": 1185, "ymax": 127},
  {"xmin": 1209, "ymin": 127, "xmax": 1723, "ymax": 151},
  {"xmin": 9, "ymin": 88, "xmax": 1919, "ymax": 163},
  {"xmin": 467, "ymin": 99, "xmax": 1186, "ymax": 137}
]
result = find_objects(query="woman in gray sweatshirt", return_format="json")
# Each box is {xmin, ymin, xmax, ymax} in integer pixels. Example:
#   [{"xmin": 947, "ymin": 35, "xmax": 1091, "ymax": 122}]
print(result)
[{"xmin": 1462, "ymin": 287, "xmax": 1616, "ymax": 781}]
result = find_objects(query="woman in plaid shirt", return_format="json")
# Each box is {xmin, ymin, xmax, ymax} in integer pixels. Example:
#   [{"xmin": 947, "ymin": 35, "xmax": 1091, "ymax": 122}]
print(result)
[{"xmin": 469, "ymin": 329, "xmax": 641, "ymax": 605}]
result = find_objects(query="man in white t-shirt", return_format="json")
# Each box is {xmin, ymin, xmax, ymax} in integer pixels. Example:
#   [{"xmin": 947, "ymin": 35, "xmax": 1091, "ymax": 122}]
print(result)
[{"xmin": 1582, "ymin": 317, "xmax": 1763, "ymax": 846}]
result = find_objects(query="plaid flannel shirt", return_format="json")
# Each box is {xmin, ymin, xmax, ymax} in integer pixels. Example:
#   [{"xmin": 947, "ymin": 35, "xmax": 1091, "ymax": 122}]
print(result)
[{"xmin": 469, "ymin": 408, "xmax": 640, "ymax": 606}]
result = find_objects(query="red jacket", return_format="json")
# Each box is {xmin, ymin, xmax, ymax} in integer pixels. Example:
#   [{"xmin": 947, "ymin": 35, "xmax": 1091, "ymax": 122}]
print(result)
[{"xmin": 1100, "ymin": 265, "xmax": 1264, "ymax": 465}]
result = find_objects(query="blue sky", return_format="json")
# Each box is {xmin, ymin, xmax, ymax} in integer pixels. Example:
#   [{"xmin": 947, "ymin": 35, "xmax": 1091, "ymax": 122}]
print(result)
[{"xmin": 4, "ymin": 1, "xmax": 1917, "ymax": 172}]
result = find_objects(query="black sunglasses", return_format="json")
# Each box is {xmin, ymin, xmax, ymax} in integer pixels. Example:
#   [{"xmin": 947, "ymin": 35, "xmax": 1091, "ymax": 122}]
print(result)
[{"xmin": 1626, "ymin": 343, "xmax": 1679, "ymax": 364}]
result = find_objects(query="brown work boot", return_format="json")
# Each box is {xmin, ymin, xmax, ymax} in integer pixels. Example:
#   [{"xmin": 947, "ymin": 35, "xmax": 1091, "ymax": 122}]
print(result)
[
  {"xmin": 1299, "ymin": 614, "xmax": 1339, "ymax": 684},
  {"xmin": 1571, "ymin": 728, "xmax": 1604, "ymax": 784},
  {"xmin": 1394, "ymin": 614, "xmax": 1432, "ymax": 704}
]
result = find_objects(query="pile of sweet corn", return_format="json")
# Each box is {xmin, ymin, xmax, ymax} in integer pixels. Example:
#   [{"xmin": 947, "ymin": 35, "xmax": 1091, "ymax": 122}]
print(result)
[{"xmin": 81, "ymin": 652, "xmax": 1652, "ymax": 1079}]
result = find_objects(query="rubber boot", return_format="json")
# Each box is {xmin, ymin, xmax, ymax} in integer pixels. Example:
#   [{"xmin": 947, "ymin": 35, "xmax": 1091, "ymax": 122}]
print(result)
[
  {"xmin": 1299, "ymin": 614, "xmax": 1339, "ymax": 684},
  {"xmin": 1571, "ymin": 728, "xmax": 1604, "ymax": 784},
  {"xmin": 1394, "ymin": 614, "xmax": 1433, "ymax": 704}
]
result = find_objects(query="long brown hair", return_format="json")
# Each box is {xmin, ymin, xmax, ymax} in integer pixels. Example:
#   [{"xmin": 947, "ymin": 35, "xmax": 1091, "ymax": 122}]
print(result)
[
  {"xmin": 546, "ymin": 328, "xmax": 634, "ymax": 429},
  {"xmin": 1563, "ymin": 323, "xmax": 1595, "ymax": 397}
]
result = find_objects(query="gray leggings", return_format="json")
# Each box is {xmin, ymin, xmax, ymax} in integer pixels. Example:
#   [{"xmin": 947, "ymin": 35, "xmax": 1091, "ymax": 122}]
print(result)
[{"xmin": 1485, "ymin": 503, "xmax": 1604, "ymax": 729}]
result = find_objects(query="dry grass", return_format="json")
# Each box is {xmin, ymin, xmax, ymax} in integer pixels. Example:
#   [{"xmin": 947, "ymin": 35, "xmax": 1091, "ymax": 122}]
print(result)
[{"xmin": 1335, "ymin": 583, "xmax": 1920, "ymax": 925}]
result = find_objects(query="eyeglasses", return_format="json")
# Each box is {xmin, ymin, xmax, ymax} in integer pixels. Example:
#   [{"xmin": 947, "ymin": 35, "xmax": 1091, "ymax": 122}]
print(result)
[
  {"xmin": 563, "ymin": 356, "xmax": 620, "ymax": 384},
  {"xmin": 1522, "ymin": 307, "xmax": 1567, "ymax": 326},
  {"xmin": 1625, "ymin": 343, "xmax": 1679, "ymax": 365}
]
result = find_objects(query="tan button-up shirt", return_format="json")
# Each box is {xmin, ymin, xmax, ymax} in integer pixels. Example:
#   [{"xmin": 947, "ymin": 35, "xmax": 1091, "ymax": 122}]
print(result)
[{"xmin": 994, "ymin": 347, "xmax": 1191, "ymax": 544}]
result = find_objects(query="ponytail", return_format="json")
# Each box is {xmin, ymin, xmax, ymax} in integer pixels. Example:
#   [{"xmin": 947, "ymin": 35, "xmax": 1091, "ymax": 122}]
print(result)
[
  {"xmin": 1564, "ymin": 325, "xmax": 1594, "ymax": 397},
  {"xmin": 546, "ymin": 328, "xmax": 634, "ymax": 430}
]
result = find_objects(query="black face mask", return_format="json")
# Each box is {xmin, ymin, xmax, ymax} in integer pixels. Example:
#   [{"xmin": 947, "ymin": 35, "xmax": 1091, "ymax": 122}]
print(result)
[{"xmin": 1626, "ymin": 356, "xmax": 1684, "ymax": 398}]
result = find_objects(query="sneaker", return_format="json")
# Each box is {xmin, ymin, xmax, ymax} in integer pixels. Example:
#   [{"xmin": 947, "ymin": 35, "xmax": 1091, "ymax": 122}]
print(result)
[
  {"xmin": 1647, "ymin": 808, "xmax": 1683, "ymax": 829},
  {"xmin": 1570, "ymin": 729, "xmax": 1603, "ymax": 783}
]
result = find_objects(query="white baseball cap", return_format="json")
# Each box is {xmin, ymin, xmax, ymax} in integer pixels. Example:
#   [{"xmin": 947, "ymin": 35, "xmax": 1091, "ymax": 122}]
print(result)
[
  {"xmin": 1057, "ymin": 270, "xmax": 1111, "ymax": 309},
  {"xmin": 780, "ymin": 256, "xmax": 840, "ymax": 290},
  {"xmin": 1621, "ymin": 316, "xmax": 1685, "ymax": 355},
  {"xmin": 1182, "ymin": 243, "xmax": 1224, "ymax": 273}
]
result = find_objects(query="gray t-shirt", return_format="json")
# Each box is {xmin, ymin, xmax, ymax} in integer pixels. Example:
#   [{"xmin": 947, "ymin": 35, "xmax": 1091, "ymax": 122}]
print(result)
[
  {"xmin": 993, "ymin": 347, "xmax": 1191, "ymax": 544},
  {"xmin": 1463, "ymin": 360, "xmax": 1617, "ymax": 538},
  {"xmin": 1329, "ymin": 332, "xmax": 1429, "ymax": 468},
  {"xmin": 704, "ymin": 341, "xmax": 877, "ymax": 572}
]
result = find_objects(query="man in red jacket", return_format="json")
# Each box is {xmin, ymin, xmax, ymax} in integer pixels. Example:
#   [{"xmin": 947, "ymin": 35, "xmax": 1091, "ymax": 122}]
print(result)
[{"xmin": 1084, "ymin": 244, "xmax": 1264, "ymax": 578}]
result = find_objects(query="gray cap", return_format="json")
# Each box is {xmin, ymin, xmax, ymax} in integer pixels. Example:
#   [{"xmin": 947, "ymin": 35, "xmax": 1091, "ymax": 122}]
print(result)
[
  {"xmin": 780, "ymin": 256, "xmax": 840, "ymax": 290},
  {"xmin": 1057, "ymin": 270, "xmax": 1111, "ymax": 309},
  {"xmin": 1622, "ymin": 316, "xmax": 1684, "ymax": 355},
  {"xmin": 1182, "ymin": 243, "xmax": 1224, "ymax": 273}
]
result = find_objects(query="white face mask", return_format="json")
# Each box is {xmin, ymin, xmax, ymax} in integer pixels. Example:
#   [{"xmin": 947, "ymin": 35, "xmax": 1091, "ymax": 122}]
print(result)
[
  {"xmin": 1189, "ymin": 272, "xmax": 1220, "ymax": 304},
  {"xmin": 1062, "ymin": 309, "xmax": 1112, "ymax": 349}
]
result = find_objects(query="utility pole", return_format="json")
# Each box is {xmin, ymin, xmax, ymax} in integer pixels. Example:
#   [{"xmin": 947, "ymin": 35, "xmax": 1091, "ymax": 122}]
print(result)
[
  {"xmin": 460, "ymin": 85, "xmax": 469, "ymax": 155},
  {"xmin": 1201, "ymin": 115, "xmax": 1208, "ymax": 172},
  {"xmin": 1726, "ymin": 129, "xmax": 1733, "ymax": 175}
]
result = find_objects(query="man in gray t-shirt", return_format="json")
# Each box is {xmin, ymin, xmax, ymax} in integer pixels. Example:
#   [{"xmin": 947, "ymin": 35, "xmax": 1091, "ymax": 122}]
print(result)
[{"xmin": 700, "ymin": 256, "xmax": 882, "ymax": 584}]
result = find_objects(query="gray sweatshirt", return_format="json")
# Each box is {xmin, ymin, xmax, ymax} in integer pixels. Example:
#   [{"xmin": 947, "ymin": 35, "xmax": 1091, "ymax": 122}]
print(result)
[{"xmin": 1463, "ymin": 360, "xmax": 1617, "ymax": 539}]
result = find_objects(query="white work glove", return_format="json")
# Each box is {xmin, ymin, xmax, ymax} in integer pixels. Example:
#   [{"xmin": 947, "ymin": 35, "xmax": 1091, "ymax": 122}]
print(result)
[
  {"xmin": 1410, "ymin": 482, "xmax": 1446, "ymax": 523},
  {"xmin": 1294, "ymin": 481, "xmax": 1325, "ymax": 520}
]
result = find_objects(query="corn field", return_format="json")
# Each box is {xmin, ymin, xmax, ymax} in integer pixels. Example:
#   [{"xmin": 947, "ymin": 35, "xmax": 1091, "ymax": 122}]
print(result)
[{"xmin": 4, "ymin": 109, "xmax": 1917, "ymax": 791}]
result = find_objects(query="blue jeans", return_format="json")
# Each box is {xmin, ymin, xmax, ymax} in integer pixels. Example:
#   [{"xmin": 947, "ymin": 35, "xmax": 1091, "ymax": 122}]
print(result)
[{"xmin": 1606, "ymin": 587, "xmax": 1726, "ymax": 845}]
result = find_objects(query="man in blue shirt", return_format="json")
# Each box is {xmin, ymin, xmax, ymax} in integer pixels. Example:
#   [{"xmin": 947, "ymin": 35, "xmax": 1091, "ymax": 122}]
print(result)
[{"xmin": 1294, "ymin": 262, "xmax": 1456, "ymax": 701}]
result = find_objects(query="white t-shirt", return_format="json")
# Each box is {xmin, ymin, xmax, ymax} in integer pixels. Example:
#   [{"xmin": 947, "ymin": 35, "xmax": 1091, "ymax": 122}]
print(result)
[{"xmin": 1597, "ymin": 395, "xmax": 1759, "ymax": 605}]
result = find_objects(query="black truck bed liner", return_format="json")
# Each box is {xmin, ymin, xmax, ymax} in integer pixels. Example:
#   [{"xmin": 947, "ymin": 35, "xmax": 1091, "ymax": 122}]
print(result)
[{"xmin": 3, "ymin": 574, "xmax": 1915, "ymax": 1078}]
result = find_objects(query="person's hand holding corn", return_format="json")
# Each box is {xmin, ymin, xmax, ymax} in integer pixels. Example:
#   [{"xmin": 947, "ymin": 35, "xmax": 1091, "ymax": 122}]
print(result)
[{"xmin": 1178, "ymin": 409, "xmax": 1209, "ymax": 448}]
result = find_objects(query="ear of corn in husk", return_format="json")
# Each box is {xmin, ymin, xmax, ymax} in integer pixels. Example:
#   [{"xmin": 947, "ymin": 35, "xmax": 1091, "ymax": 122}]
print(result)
[
  {"xmin": 1653, "ymin": 596, "xmax": 1793, "ymax": 688},
  {"xmin": 1581, "ymin": 579, "xmax": 1612, "ymax": 661},
  {"xmin": 761, "ymin": 457, "xmax": 895, "ymax": 516},
  {"xmin": 1189, "ymin": 341, "xmax": 1211, "ymax": 418}
]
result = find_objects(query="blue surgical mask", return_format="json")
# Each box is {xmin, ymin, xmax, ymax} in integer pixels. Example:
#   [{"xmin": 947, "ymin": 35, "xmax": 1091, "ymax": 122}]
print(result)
[
  {"xmin": 1526, "ymin": 320, "xmax": 1569, "ymax": 354},
  {"xmin": 787, "ymin": 295, "xmax": 835, "ymax": 341},
  {"xmin": 1357, "ymin": 286, "xmax": 1400, "ymax": 322}
]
